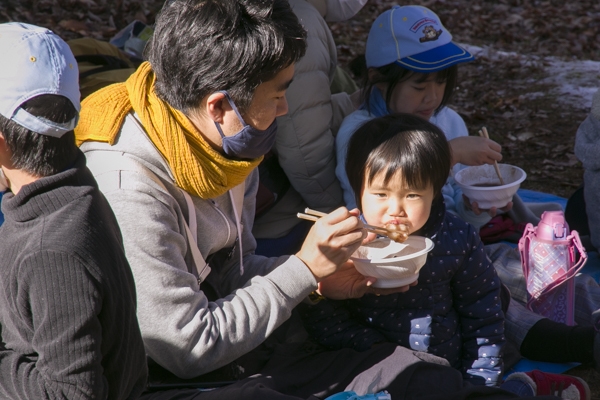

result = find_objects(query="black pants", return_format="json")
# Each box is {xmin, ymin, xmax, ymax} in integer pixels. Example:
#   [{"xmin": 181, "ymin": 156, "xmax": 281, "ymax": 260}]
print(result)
[{"xmin": 140, "ymin": 340, "xmax": 560, "ymax": 400}]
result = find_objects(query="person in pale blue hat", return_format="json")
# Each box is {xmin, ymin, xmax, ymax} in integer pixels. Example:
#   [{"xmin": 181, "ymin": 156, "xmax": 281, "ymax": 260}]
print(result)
[
  {"xmin": 0, "ymin": 22, "xmax": 147, "ymax": 398},
  {"xmin": 335, "ymin": 4, "xmax": 511, "ymax": 229},
  {"xmin": 339, "ymin": 4, "xmax": 566, "ymax": 231}
]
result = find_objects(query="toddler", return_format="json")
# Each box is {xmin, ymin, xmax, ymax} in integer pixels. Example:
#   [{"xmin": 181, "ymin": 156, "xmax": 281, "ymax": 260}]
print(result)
[{"xmin": 303, "ymin": 113, "xmax": 505, "ymax": 386}]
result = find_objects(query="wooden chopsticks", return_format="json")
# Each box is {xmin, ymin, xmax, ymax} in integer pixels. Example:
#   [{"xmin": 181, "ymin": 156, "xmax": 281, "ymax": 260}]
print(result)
[
  {"xmin": 297, "ymin": 208, "xmax": 389, "ymax": 235},
  {"xmin": 478, "ymin": 127, "xmax": 505, "ymax": 186}
]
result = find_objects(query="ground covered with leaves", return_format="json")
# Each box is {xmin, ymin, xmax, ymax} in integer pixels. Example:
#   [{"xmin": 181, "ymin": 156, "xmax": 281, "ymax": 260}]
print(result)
[
  {"xmin": 2, "ymin": 0, "xmax": 600, "ymax": 394},
  {"xmin": 331, "ymin": 0, "xmax": 600, "ymax": 200}
]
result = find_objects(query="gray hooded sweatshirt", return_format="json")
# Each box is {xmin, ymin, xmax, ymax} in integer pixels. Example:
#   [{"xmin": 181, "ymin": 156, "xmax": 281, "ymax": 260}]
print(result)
[{"xmin": 81, "ymin": 114, "xmax": 317, "ymax": 379}]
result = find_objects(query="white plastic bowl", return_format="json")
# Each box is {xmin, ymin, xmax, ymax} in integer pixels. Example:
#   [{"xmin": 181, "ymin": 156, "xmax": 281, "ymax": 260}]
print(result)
[
  {"xmin": 454, "ymin": 163, "xmax": 526, "ymax": 209},
  {"xmin": 350, "ymin": 236, "xmax": 434, "ymax": 289}
]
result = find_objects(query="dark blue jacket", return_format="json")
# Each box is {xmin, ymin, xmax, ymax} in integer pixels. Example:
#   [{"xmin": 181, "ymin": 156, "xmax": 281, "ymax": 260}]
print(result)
[{"xmin": 301, "ymin": 198, "xmax": 505, "ymax": 386}]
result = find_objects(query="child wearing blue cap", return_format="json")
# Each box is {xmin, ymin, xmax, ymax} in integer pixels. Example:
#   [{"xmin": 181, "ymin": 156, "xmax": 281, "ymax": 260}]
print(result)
[
  {"xmin": 336, "ymin": 4, "xmax": 506, "ymax": 229},
  {"xmin": 0, "ymin": 22, "xmax": 147, "ymax": 398}
]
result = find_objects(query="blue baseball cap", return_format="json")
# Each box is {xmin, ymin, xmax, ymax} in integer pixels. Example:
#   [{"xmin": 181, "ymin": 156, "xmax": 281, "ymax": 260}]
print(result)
[
  {"xmin": 365, "ymin": 5, "xmax": 474, "ymax": 72},
  {"xmin": 0, "ymin": 22, "xmax": 80, "ymax": 138}
]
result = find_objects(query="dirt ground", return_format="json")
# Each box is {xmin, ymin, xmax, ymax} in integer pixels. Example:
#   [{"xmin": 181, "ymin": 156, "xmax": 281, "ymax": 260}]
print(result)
[{"xmin": 2, "ymin": 0, "xmax": 599, "ymax": 396}]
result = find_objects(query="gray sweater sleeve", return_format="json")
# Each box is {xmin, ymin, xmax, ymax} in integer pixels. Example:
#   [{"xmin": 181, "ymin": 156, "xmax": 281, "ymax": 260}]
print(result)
[{"xmin": 97, "ymin": 169, "xmax": 317, "ymax": 379}]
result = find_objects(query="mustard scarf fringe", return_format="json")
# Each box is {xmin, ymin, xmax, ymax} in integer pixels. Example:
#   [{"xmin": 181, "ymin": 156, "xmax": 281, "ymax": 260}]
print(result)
[{"xmin": 74, "ymin": 61, "xmax": 261, "ymax": 199}]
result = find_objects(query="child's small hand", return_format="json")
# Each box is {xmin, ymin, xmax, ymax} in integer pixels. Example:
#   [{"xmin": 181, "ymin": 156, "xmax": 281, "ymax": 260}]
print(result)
[
  {"xmin": 449, "ymin": 136, "xmax": 502, "ymax": 167},
  {"xmin": 463, "ymin": 194, "xmax": 513, "ymax": 216}
]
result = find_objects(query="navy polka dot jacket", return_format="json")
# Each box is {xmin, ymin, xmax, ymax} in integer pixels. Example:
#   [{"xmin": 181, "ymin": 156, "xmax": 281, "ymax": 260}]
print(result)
[{"xmin": 300, "ymin": 197, "xmax": 506, "ymax": 386}]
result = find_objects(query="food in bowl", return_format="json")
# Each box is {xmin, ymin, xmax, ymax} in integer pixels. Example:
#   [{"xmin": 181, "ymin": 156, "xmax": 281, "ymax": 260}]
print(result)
[
  {"xmin": 383, "ymin": 223, "xmax": 409, "ymax": 243},
  {"xmin": 454, "ymin": 163, "xmax": 526, "ymax": 209},
  {"xmin": 351, "ymin": 236, "xmax": 434, "ymax": 288}
]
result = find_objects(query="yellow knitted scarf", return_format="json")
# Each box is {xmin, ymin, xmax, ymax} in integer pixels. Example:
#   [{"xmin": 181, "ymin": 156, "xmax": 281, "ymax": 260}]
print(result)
[{"xmin": 74, "ymin": 61, "xmax": 261, "ymax": 199}]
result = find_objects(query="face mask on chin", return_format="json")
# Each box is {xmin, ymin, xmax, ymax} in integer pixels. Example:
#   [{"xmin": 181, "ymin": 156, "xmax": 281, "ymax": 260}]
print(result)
[
  {"xmin": 213, "ymin": 91, "xmax": 278, "ymax": 160},
  {"xmin": 324, "ymin": 0, "xmax": 368, "ymax": 22}
]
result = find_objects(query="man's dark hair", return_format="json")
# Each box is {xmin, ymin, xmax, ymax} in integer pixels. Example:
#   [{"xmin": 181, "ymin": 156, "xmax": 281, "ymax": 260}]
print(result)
[
  {"xmin": 346, "ymin": 113, "xmax": 451, "ymax": 210},
  {"xmin": 146, "ymin": 0, "xmax": 307, "ymax": 114},
  {"xmin": 351, "ymin": 55, "xmax": 457, "ymax": 115},
  {"xmin": 0, "ymin": 95, "xmax": 79, "ymax": 177}
]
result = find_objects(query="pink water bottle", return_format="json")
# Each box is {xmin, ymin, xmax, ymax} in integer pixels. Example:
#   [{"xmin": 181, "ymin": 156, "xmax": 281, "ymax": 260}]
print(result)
[{"xmin": 518, "ymin": 211, "xmax": 587, "ymax": 325}]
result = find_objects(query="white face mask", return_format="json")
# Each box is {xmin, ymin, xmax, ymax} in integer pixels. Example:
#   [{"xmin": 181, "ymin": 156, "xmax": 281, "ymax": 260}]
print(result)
[
  {"xmin": 324, "ymin": 0, "xmax": 368, "ymax": 22},
  {"xmin": 0, "ymin": 169, "xmax": 9, "ymax": 193}
]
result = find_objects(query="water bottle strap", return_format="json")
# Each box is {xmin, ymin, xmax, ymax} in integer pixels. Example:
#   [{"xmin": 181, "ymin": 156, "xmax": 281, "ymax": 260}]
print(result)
[
  {"xmin": 525, "ymin": 230, "xmax": 588, "ymax": 301},
  {"xmin": 519, "ymin": 223, "xmax": 536, "ymax": 282}
]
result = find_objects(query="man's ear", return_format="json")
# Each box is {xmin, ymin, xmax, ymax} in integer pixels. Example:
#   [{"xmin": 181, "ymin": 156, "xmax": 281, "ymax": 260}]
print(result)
[{"xmin": 205, "ymin": 92, "xmax": 229, "ymax": 125}]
